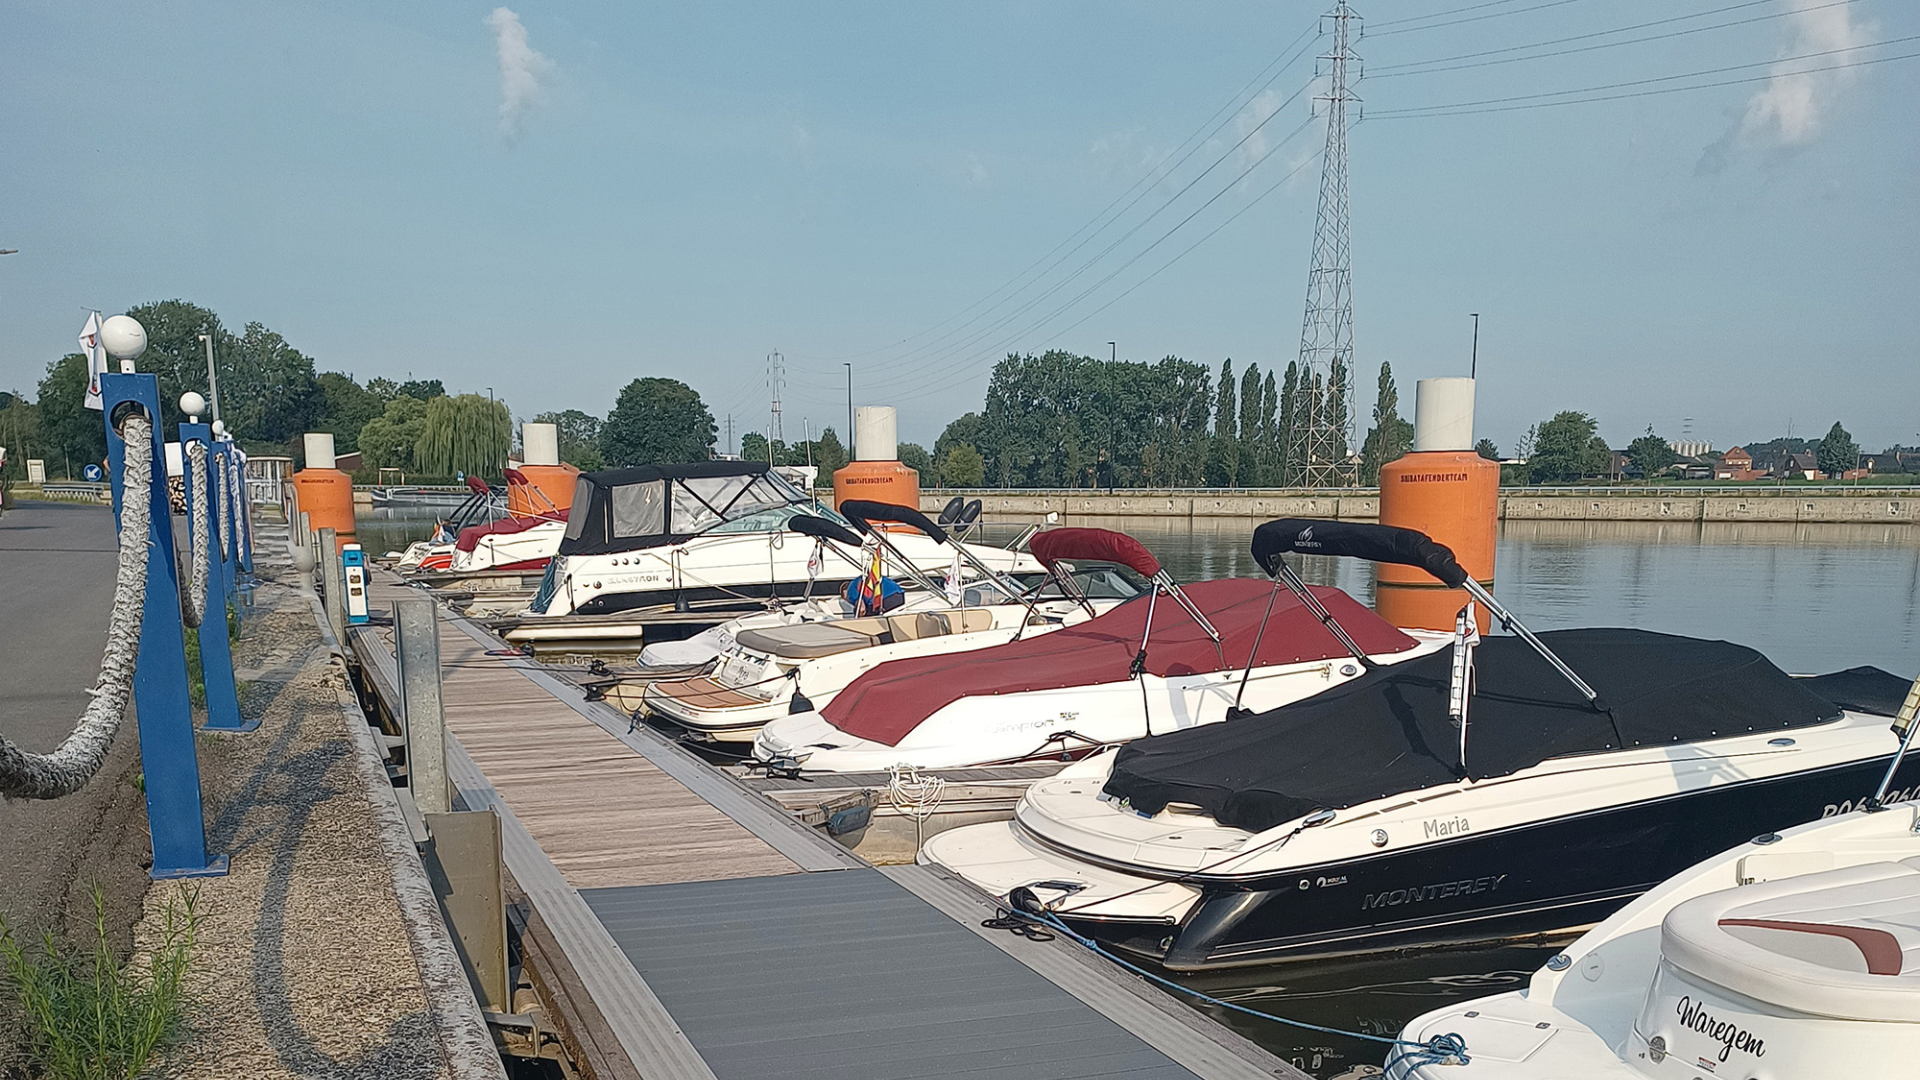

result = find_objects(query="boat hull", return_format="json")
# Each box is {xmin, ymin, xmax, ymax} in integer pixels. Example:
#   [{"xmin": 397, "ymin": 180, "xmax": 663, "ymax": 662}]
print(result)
[{"xmin": 1071, "ymin": 753, "xmax": 1920, "ymax": 971}]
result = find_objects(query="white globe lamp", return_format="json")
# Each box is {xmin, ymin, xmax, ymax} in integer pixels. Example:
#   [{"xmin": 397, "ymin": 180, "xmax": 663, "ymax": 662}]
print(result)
[
  {"xmin": 211, "ymin": 420, "xmax": 227, "ymax": 439},
  {"xmin": 179, "ymin": 391, "xmax": 207, "ymax": 422},
  {"xmin": 100, "ymin": 315, "xmax": 147, "ymax": 366}
]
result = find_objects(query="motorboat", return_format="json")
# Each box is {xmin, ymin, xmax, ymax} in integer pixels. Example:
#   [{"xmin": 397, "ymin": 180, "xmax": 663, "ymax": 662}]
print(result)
[
  {"xmin": 751, "ymin": 524, "xmax": 1451, "ymax": 772},
  {"xmin": 918, "ymin": 519, "xmax": 1920, "ymax": 971},
  {"xmin": 392, "ymin": 477, "xmax": 506, "ymax": 572},
  {"xmin": 1391, "ymin": 669, "xmax": 1920, "ymax": 1078},
  {"xmin": 643, "ymin": 515, "xmax": 1141, "ymax": 744},
  {"xmin": 523, "ymin": 462, "xmax": 1038, "ymax": 618}
]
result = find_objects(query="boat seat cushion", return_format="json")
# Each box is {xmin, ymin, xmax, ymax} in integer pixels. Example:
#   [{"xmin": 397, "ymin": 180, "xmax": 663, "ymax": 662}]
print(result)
[
  {"xmin": 734, "ymin": 621, "xmax": 883, "ymax": 659},
  {"xmin": 1662, "ymin": 861, "xmax": 1920, "ymax": 1022}
]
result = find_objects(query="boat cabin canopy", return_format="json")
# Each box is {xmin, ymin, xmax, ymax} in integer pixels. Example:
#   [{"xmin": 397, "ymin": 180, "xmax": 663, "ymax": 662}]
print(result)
[
  {"xmin": 1102, "ymin": 628, "xmax": 1847, "ymax": 834},
  {"xmin": 557, "ymin": 461, "xmax": 814, "ymax": 556},
  {"xmin": 1029, "ymin": 528, "xmax": 1163, "ymax": 579}
]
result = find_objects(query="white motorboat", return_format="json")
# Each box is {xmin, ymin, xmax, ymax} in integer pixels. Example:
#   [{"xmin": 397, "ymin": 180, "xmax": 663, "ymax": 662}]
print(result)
[
  {"xmin": 918, "ymin": 519, "xmax": 1920, "ymax": 972},
  {"xmin": 1391, "ymin": 670, "xmax": 1920, "ymax": 1078},
  {"xmin": 523, "ymin": 464, "xmax": 1037, "ymax": 618},
  {"xmin": 751, "ymin": 524, "xmax": 1449, "ymax": 772},
  {"xmin": 643, "ymin": 523, "xmax": 1145, "ymax": 743}
]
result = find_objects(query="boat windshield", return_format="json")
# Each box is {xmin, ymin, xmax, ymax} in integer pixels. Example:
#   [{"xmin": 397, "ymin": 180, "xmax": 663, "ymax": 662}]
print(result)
[{"xmin": 962, "ymin": 565, "xmax": 1146, "ymax": 606}]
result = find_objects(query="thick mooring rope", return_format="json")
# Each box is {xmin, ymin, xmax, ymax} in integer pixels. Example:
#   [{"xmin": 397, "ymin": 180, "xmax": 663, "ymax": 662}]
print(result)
[
  {"xmin": 180, "ymin": 439, "xmax": 210, "ymax": 629},
  {"xmin": 0, "ymin": 415, "xmax": 154, "ymax": 799},
  {"xmin": 217, "ymin": 450, "xmax": 235, "ymax": 559}
]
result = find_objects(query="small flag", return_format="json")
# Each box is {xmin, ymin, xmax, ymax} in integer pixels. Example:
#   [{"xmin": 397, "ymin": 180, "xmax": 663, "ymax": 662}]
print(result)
[
  {"xmin": 856, "ymin": 547, "xmax": 884, "ymax": 615},
  {"xmin": 944, "ymin": 547, "xmax": 964, "ymax": 606},
  {"xmin": 79, "ymin": 312, "xmax": 108, "ymax": 410},
  {"xmin": 806, "ymin": 542, "xmax": 824, "ymax": 580}
]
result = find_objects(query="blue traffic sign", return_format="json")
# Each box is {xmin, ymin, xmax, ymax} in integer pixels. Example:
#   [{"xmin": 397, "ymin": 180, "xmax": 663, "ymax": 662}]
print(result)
[{"xmin": 83, "ymin": 463, "xmax": 104, "ymax": 481}]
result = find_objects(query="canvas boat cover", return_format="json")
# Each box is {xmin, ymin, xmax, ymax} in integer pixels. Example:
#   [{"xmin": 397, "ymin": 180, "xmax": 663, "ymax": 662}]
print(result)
[
  {"xmin": 821, "ymin": 578, "xmax": 1419, "ymax": 747},
  {"xmin": 1102, "ymin": 628, "xmax": 1848, "ymax": 834},
  {"xmin": 1029, "ymin": 528, "xmax": 1163, "ymax": 579},
  {"xmin": 455, "ymin": 508, "xmax": 566, "ymax": 552},
  {"xmin": 557, "ymin": 461, "xmax": 809, "ymax": 556}
]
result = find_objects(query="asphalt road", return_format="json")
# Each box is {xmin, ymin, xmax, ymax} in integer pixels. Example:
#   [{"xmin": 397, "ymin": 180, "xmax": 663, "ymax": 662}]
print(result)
[{"xmin": 0, "ymin": 501, "xmax": 151, "ymax": 988}]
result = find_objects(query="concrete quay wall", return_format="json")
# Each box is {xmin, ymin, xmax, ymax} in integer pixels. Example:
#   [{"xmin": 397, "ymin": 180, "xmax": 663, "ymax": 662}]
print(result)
[{"xmin": 921, "ymin": 489, "xmax": 1917, "ymax": 525}]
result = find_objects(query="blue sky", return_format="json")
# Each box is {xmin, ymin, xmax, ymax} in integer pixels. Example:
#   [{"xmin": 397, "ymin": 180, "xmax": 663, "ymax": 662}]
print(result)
[{"xmin": 2, "ymin": 1, "xmax": 1915, "ymax": 455}]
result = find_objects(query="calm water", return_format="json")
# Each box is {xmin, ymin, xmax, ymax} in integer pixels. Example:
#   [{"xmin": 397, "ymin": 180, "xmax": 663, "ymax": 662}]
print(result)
[{"xmin": 360, "ymin": 506, "xmax": 1919, "ymax": 1076}]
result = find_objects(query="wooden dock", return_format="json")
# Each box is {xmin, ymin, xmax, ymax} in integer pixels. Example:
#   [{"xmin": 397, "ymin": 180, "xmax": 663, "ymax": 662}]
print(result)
[{"xmin": 347, "ymin": 568, "xmax": 1309, "ymax": 1080}]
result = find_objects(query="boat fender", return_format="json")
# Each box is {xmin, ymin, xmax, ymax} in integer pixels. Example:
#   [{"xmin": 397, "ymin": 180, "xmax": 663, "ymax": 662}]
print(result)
[
  {"xmin": 1008, "ymin": 885, "xmax": 1048, "ymax": 917},
  {"xmin": 789, "ymin": 689, "xmax": 814, "ymax": 714},
  {"xmin": 1163, "ymin": 890, "xmax": 1267, "ymax": 972},
  {"xmin": 826, "ymin": 802, "xmax": 871, "ymax": 837}
]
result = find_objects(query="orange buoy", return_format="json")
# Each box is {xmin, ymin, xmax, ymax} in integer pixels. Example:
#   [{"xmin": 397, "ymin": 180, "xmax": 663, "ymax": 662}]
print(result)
[
  {"xmin": 293, "ymin": 433, "xmax": 356, "ymax": 552},
  {"xmin": 511, "ymin": 423, "xmax": 580, "ymax": 518},
  {"xmin": 832, "ymin": 406, "xmax": 920, "ymax": 527},
  {"xmin": 1376, "ymin": 378, "xmax": 1498, "ymax": 633}
]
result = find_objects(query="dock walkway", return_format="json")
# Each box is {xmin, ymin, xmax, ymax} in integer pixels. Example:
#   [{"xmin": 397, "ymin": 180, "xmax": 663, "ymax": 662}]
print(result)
[{"xmin": 350, "ymin": 569, "xmax": 1308, "ymax": 1080}]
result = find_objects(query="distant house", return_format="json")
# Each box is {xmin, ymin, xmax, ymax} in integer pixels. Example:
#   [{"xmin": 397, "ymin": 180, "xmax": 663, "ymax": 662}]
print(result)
[
  {"xmin": 1785, "ymin": 451, "xmax": 1825, "ymax": 480},
  {"xmin": 1714, "ymin": 446, "xmax": 1767, "ymax": 481}
]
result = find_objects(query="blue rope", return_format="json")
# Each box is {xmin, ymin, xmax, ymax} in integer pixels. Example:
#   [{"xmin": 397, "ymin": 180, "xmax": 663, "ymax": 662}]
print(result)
[{"xmin": 1011, "ymin": 907, "xmax": 1470, "ymax": 1068}]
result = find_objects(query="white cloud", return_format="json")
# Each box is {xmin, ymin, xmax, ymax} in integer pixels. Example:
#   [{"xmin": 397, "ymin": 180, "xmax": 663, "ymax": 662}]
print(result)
[
  {"xmin": 1739, "ymin": 0, "xmax": 1871, "ymax": 147},
  {"xmin": 485, "ymin": 7, "xmax": 552, "ymax": 141},
  {"xmin": 967, "ymin": 153, "xmax": 988, "ymax": 188},
  {"xmin": 1702, "ymin": 0, "xmax": 1872, "ymax": 171},
  {"xmin": 1233, "ymin": 89, "xmax": 1282, "ymax": 170}
]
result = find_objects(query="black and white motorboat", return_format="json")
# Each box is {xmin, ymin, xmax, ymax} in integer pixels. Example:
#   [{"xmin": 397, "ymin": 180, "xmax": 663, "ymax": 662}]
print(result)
[
  {"xmin": 523, "ymin": 462, "xmax": 1037, "ymax": 618},
  {"xmin": 920, "ymin": 519, "xmax": 1920, "ymax": 970}
]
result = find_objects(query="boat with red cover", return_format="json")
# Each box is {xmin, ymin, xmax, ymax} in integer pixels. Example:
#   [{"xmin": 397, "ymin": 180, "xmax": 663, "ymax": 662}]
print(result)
[{"xmin": 751, "ymin": 527, "xmax": 1450, "ymax": 772}]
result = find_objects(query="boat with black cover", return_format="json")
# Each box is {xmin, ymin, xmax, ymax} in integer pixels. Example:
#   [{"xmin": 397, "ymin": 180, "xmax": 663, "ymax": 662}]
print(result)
[{"xmin": 920, "ymin": 519, "xmax": 1920, "ymax": 970}]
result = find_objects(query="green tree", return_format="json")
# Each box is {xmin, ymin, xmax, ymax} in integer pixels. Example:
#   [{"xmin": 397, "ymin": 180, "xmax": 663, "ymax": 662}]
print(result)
[
  {"xmin": 937, "ymin": 442, "xmax": 985, "ymax": 487},
  {"xmin": 739, "ymin": 431, "xmax": 771, "ymax": 464},
  {"xmin": 1816, "ymin": 421, "xmax": 1859, "ymax": 478},
  {"xmin": 0, "ymin": 391, "xmax": 41, "ymax": 481},
  {"xmin": 600, "ymin": 378, "xmax": 715, "ymax": 466},
  {"xmin": 1626, "ymin": 427, "xmax": 1677, "ymax": 477},
  {"xmin": 532, "ymin": 409, "xmax": 603, "ymax": 470},
  {"xmin": 396, "ymin": 378, "xmax": 445, "ymax": 401},
  {"xmin": 316, "ymin": 372, "xmax": 383, "ymax": 454},
  {"xmin": 1277, "ymin": 361, "xmax": 1299, "ymax": 485},
  {"xmin": 1210, "ymin": 359, "xmax": 1238, "ymax": 486},
  {"xmin": 1527, "ymin": 411, "xmax": 1608, "ymax": 483},
  {"xmin": 415, "ymin": 394, "xmax": 511, "ymax": 478},
  {"xmin": 813, "ymin": 427, "xmax": 849, "ymax": 476},
  {"xmin": 1475, "ymin": 438, "xmax": 1500, "ymax": 461},
  {"xmin": 356, "ymin": 395, "xmax": 431, "ymax": 471},
  {"xmin": 1358, "ymin": 361, "xmax": 1414, "ymax": 484},
  {"xmin": 221, "ymin": 321, "xmax": 326, "ymax": 444},
  {"xmin": 898, "ymin": 441, "xmax": 933, "ymax": 480},
  {"xmin": 35, "ymin": 355, "xmax": 106, "ymax": 478}
]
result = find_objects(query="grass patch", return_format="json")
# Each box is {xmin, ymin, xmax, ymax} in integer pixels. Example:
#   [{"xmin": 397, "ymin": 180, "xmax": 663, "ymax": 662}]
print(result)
[{"xmin": 0, "ymin": 886, "xmax": 200, "ymax": 1080}]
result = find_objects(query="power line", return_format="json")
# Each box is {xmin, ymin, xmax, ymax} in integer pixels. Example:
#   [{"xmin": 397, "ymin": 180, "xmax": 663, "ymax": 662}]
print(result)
[
  {"xmin": 852, "ymin": 72, "xmax": 1325, "ymax": 394},
  {"xmin": 782, "ymin": 20, "xmax": 1324, "ymax": 371},
  {"xmin": 882, "ymin": 113, "xmax": 1323, "ymax": 404},
  {"xmin": 1370, "ymin": 0, "xmax": 1592, "ymax": 37},
  {"xmin": 1372, "ymin": 44, "xmax": 1920, "ymax": 118},
  {"xmin": 1370, "ymin": 0, "xmax": 1858, "ymax": 78},
  {"xmin": 1371, "ymin": 0, "xmax": 1542, "ymax": 28}
]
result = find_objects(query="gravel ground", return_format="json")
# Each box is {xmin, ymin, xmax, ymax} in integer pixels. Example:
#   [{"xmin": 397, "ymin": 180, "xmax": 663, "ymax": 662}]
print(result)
[{"xmin": 135, "ymin": 568, "xmax": 452, "ymax": 1080}]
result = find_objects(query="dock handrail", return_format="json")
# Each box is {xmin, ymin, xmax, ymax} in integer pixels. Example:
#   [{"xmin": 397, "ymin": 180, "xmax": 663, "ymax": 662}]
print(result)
[{"xmin": 0, "ymin": 415, "xmax": 153, "ymax": 799}]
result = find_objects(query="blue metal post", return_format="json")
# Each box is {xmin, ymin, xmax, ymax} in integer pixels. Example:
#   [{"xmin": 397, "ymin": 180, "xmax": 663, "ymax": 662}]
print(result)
[
  {"xmin": 188, "ymin": 425, "xmax": 255, "ymax": 734},
  {"xmin": 102, "ymin": 373, "xmax": 228, "ymax": 878}
]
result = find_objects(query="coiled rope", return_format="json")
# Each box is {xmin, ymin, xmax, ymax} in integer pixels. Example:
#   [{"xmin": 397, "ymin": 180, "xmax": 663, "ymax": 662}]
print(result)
[
  {"xmin": 887, "ymin": 764, "xmax": 946, "ymax": 850},
  {"xmin": 0, "ymin": 415, "xmax": 154, "ymax": 799},
  {"xmin": 214, "ymin": 446, "xmax": 232, "ymax": 560},
  {"xmin": 179, "ymin": 440, "xmax": 210, "ymax": 629}
]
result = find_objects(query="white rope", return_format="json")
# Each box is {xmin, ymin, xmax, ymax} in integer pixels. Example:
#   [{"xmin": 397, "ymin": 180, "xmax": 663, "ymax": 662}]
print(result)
[
  {"xmin": 215, "ymin": 448, "xmax": 232, "ymax": 559},
  {"xmin": 180, "ymin": 440, "xmax": 210, "ymax": 629},
  {"xmin": 887, "ymin": 763, "xmax": 947, "ymax": 852},
  {"xmin": 0, "ymin": 415, "xmax": 154, "ymax": 799}
]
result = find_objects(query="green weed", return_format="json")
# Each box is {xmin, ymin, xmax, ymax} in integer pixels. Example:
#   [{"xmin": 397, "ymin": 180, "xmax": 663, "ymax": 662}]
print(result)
[{"xmin": 0, "ymin": 886, "xmax": 199, "ymax": 1080}]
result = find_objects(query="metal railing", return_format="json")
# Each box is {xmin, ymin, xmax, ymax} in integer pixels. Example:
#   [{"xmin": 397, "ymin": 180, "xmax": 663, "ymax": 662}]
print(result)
[{"xmin": 919, "ymin": 485, "xmax": 1920, "ymax": 499}]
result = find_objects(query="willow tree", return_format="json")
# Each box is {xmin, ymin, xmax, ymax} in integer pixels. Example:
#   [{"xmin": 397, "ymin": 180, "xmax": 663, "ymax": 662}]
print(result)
[{"xmin": 415, "ymin": 394, "xmax": 511, "ymax": 478}]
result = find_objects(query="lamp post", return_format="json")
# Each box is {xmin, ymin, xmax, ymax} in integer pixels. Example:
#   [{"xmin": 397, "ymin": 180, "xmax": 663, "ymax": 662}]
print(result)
[
  {"xmin": 1469, "ymin": 314, "xmax": 1479, "ymax": 379},
  {"xmin": 843, "ymin": 363, "xmax": 853, "ymax": 442},
  {"xmin": 196, "ymin": 333, "xmax": 221, "ymax": 423}
]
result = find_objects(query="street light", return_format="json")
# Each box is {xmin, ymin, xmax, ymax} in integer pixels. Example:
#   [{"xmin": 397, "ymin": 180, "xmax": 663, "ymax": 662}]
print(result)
[
  {"xmin": 197, "ymin": 333, "xmax": 221, "ymax": 423},
  {"xmin": 1469, "ymin": 314, "xmax": 1479, "ymax": 379},
  {"xmin": 102, "ymin": 314, "xmax": 147, "ymax": 371}
]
